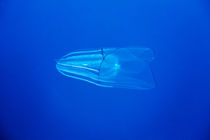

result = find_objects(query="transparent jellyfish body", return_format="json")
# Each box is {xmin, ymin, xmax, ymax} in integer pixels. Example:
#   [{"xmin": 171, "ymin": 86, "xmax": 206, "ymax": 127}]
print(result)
[{"xmin": 56, "ymin": 47, "xmax": 155, "ymax": 90}]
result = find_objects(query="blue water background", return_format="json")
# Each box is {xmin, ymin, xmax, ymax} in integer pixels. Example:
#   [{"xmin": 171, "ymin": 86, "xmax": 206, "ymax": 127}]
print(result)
[{"xmin": 0, "ymin": 0, "xmax": 210, "ymax": 140}]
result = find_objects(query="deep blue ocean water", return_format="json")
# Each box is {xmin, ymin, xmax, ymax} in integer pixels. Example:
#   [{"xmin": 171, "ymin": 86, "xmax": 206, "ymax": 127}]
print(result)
[{"xmin": 0, "ymin": 0, "xmax": 210, "ymax": 140}]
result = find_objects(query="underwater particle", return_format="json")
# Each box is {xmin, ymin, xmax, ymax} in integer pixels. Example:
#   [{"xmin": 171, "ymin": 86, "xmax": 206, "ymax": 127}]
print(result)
[{"xmin": 56, "ymin": 47, "xmax": 155, "ymax": 90}]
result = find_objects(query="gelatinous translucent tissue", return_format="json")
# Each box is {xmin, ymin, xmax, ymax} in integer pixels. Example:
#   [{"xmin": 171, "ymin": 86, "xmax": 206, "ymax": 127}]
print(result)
[{"xmin": 56, "ymin": 47, "xmax": 155, "ymax": 90}]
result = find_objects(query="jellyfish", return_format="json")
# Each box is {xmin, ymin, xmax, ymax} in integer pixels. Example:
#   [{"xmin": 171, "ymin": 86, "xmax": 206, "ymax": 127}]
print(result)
[{"xmin": 56, "ymin": 47, "xmax": 156, "ymax": 90}]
